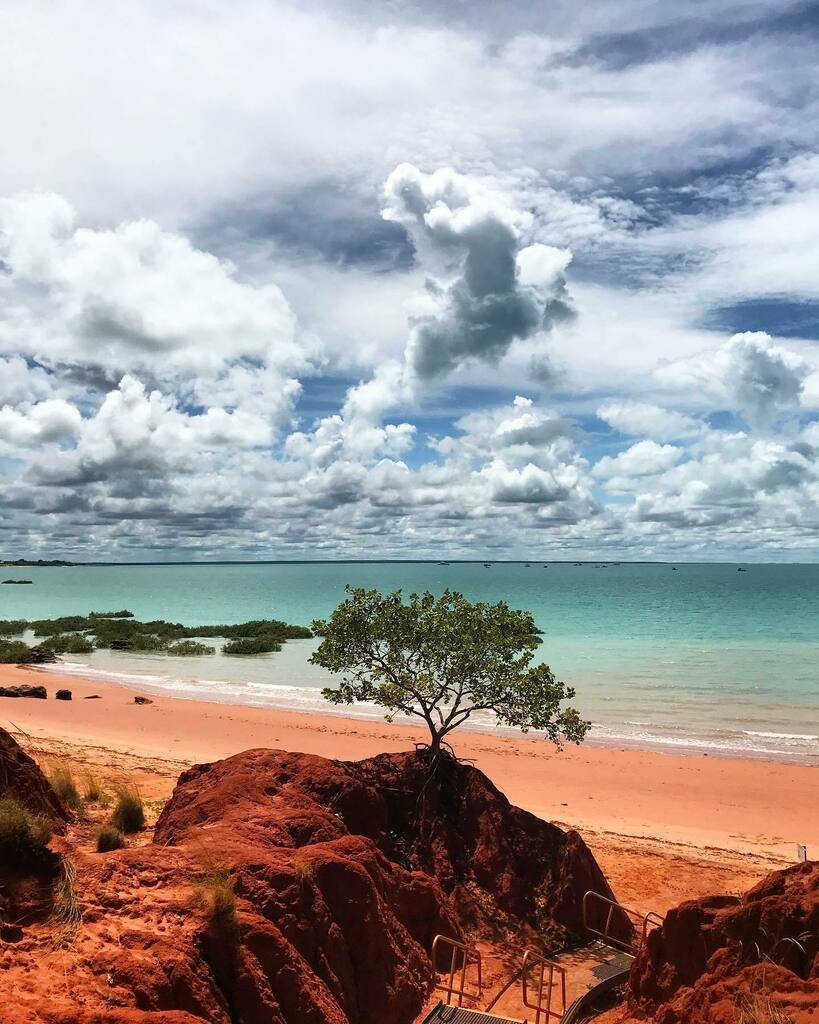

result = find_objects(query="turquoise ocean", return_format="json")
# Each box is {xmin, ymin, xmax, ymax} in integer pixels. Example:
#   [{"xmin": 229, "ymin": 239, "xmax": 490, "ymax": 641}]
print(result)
[{"xmin": 2, "ymin": 561, "xmax": 817, "ymax": 764}]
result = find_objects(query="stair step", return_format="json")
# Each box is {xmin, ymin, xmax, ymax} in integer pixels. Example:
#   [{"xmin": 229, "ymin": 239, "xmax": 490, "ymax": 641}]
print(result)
[{"xmin": 421, "ymin": 1004, "xmax": 521, "ymax": 1024}]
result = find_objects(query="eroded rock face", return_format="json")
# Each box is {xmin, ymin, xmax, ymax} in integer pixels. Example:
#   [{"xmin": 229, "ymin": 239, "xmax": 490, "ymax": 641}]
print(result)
[
  {"xmin": 0, "ymin": 725, "xmax": 70, "ymax": 830},
  {"xmin": 629, "ymin": 860, "xmax": 819, "ymax": 1023},
  {"xmin": 3, "ymin": 746, "xmax": 621, "ymax": 1024}
]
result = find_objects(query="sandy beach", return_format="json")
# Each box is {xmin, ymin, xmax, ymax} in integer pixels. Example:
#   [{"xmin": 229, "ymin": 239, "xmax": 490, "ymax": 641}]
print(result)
[{"xmin": 3, "ymin": 662, "xmax": 817, "ymax": 917}]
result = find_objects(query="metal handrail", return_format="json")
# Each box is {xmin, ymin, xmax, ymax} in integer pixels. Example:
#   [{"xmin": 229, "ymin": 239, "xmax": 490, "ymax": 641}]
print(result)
[
  {"xmin": 521, "ymin": 949, "xmax": 567, "ymax": 1024},
  {"xmin": 582, "ymin": 891, "xmax": 664, "ymax": 953},
  {"xmin": 430, "ymin": 934, "xmax": 482, "ymax": 1007}
]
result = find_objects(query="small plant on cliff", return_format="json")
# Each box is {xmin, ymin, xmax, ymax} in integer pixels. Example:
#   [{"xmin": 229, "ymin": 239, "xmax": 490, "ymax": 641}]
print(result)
[
  {"xmin": 0, "ymin": 796, "xmax": 52, "ymax": 859},
  {"xmin": 191, "ymin": 864, "xmax": 240, "ymax": 944},
  {"xmin": 312, "ymin": 587, "xmax": 589, "ymax": 756},
  {"xmin": 110, "ymin": 784, "xmax": 145, "ymax": 833},
  {"xmin": 95, "ymin": 824, "xmax": 125, "ymax": 852}
]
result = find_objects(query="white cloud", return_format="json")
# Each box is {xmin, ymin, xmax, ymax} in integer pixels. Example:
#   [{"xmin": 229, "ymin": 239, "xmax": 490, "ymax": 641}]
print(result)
[
  {"xmin": 594, "ymin": 440, "xmax": 682, "ymax": 479},
  {"xmin": 655, "ymin": 332, "xmax": 809, "ymax": 427},
  {"xmin": 0, "ymin": 399, "xmax": 81, "ymax": 447},
  {"xmin": 597, "ymin": 401, "xmax": 703, "ymax": 441}
]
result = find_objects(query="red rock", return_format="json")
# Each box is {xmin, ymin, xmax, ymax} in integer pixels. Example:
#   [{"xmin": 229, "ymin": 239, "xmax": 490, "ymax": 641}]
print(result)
[
  {"xmin": 629, "ymin": 860, "xmax": 819, "ymax": 1023},
  {"xmin": 0, "ymin": 725, "xmax": 71, "ymax": 830},
  {"xmin": 2, "ymin": 746, "xmax": 623, "ymax": 1024}
]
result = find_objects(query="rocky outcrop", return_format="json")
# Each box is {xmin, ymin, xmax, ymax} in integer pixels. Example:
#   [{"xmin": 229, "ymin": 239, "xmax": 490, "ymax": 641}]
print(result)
[
  {"xmin": 155, "ymin": 749, "xmax": 621, "ymax": 947},
  {"xmin": 628, "ymin": 860, "xmax": 819, "ymax": 1023},
  {"xmin": 0, "ymin": 683, "xmax": 47, "ymax": 698},
  {"xmin": 1, "ymin": 746, "xmax": 622, "ymax": 1024},
  {"xmin": 0, "ymin": 725, "xmax": 70, "ymax": 830}
]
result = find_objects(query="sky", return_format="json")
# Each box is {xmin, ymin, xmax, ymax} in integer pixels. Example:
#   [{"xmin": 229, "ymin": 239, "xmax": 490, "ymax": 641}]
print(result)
[{"xmin": 1, "ymin": 0, "xmax": 819, "ymax": 561}]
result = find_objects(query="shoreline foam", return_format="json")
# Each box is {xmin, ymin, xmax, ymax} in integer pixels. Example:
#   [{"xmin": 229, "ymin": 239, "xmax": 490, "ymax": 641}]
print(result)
[{"xmin": 39, "ymin": 657, "xmax": 819, "ymax": 765}]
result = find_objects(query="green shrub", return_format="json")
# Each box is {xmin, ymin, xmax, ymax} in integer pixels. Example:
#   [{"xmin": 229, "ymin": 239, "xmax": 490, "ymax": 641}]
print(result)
[
  {"xmin": 192, "ymin": 619, "xmax": 311, "ymax": 640},
  {"xmin": 30, "ymin": 616, "xmax": 93, "ymax": 637},
  {"xmin": 0, "ymin": 796, "xmax": 52, "ymax": 858},
  {"xmin": 95, "ymin": 824, "xmax": 125, "ymax": 852},
  {"xmin": 166, "ymin": 640, "xmax": 216, "ymax": 656},
  {"xmin": 223, "ymin": 635, "xmax": 282, "ymax": 655},
  {"xmin": 110, "ymin": 785, "xmax": 145, "ymax": 833},
  {"xmin": 41, "ymin": 633, "xmax": 95, "ymax": 654},
  {"xmin": 0, "ymin": 639, "xmax": 32, "ymax": 663},
  {"xmin": 48, "ymin": 765, "xmax": 82, "ymax": 810},
  {"xmin": 122, "ymin": 632, "xmax": 170, "ymax": 652},
  {"xmin": 0, "ymin": 619, "xmax": 28, "ymax": 635},
  {"xmin": 88, "ymin": 609, "xmax": 134, "ymax": 619}
]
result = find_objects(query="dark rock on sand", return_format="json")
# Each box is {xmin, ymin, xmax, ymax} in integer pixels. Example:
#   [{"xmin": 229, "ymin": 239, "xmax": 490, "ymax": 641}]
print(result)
[
  {"xmin": 134, "ymin": 695, "xmax": 154, "ymax": 705},
  {"xmin": 55, "ymin": 689, "xmax": 72, "ymax": 701},
  {"xmin": 629, "ymin": 860, "xmax": 819, "ymax": 1023},
  {"xmin": 27, "ymin": 646, "xmax": 57, "ymax": 664},
  {"xmin": 0, "ymin": 684, "xmax": 47, "ymax": 699}
]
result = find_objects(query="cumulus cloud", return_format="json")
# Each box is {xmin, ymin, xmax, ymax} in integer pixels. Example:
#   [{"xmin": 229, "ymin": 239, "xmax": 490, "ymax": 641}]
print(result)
[
  {"xmin": 0, "ymin": 192, "xmax": 306, "ymax": 427},
  {"xmin": 0, "ymin": 399, "xmax": 81, "ymax": 448},
  {"xmin": 597, "ymin": 401, "xmax": 703, "ymax": 441},
  {"xmin": 594, "ymin": 440, "xmax": 682, "ymax": 479},
  {"xmin": 656, "ymin": 332, "xmax": 809, "ymax": 427},
  {"xmin": 383, "ymin": 164, "xmax": 573, "ymax": 380}
]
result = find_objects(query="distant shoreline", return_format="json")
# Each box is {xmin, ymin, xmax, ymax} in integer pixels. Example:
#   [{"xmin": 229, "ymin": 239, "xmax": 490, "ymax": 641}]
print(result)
[{"xmin": 1, "ymin": 558, "xmax": 784, "ymax": 567}]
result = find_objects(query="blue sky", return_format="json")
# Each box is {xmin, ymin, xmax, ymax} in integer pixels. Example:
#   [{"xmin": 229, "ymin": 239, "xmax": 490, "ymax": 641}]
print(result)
[{"xmin": 1, "ymin": 0, "xmax": 819, "ymax": 560}]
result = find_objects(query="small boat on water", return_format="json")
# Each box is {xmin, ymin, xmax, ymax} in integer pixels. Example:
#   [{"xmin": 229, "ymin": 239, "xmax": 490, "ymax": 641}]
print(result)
[{"xmin": 483, "ymin": 563, "xmax": 492, "ymax": 568}]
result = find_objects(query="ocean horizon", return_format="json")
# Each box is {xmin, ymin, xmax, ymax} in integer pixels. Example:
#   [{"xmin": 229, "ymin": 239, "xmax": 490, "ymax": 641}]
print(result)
[{"xmin": 3, "ymin": 560, "xmax": 818, "ymax": 765}]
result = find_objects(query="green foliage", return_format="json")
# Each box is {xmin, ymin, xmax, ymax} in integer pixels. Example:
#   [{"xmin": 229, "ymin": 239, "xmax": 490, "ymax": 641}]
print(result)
[
  {"xmin": 192, "ymin": 619, "xmax": 312, "ymax": 640},
  {"xmin": 311, "ymin": 587, "xmax": 589, "ymax": 753},
  {"xmin": 166, "ymin": 640, "xmax": 216, "ymax": 656},
  {"xmin": 17, "ymin": 612, "xmax": 309, "ymax": 658},
  {"xmin": 48, "ymin": 765, "xmax": 82, "ymax": 810},
  {"xmin": 110, "ymin": 785, "xmax": 145, "ymax": 833},
  {"xmin": 126, "ymin": 632, "xmax": 172, "ymax": 651},
  {"xmin": 0, "ymin": 619, "xmax": 27, "ymax": 635},
  {"xmin": 0, "ymin": 796, "xmax": 52, "ymax": 859},
  {"xmin": 222, "ymin": 635, "xmax": 282, "ymax": 655},
  {"xmin": 30, "ymin": 616, "xmax": 93, "ymax": 636},
  {"xmin": 40, "ymin": 633, "xmax": 95, "ymax": 654},
  {"xmin": 0, "ymin": 639, "xmax": 33, "ymax": 663},
  {"xmin": 95, "ymin": 824, "xmax": 125, "ymax": 852}
]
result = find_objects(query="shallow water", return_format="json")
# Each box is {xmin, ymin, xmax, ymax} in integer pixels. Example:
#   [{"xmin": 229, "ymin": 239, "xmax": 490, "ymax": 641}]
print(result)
[{"xmin": 3, "ymin": 561, "xmax": 818, "ymax": 762}]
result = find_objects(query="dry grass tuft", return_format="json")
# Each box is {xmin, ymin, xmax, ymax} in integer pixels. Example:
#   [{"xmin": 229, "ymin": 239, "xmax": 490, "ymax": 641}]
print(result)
[
  {"xmin": 110, "ymin": 783, "xmax": 145, "ymax": 833},
  {"xmin": 47, "ymin": 763, "xmax": 82, "ymax": 811},
  {"xmin": 736, "ymin": 995, "xmax": 795, "ymax": 1023},
  {"xmin": 95, "ymin": 824, "xmax": 126, "ymax": 852},
  {"xmin": 82, "ymin": 770, "xmax": 108, "ymax": 805},
  {"xmin": 0, "ymin": 795, "xmax": 52, "ymax": 858},
  {"xmin": 191, "ymin": 863, "xmax": 241, "ymax": 944},
  {"xmin": 51, "ymin": 855, "xmax": 82, "ymax": 947}
]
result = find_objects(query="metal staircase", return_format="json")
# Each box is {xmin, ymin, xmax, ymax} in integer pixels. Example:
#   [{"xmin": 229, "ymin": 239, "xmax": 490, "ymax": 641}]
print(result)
[{"xmin": 426, "ymin": 891, "xmax": 664, "ymax": 1024}]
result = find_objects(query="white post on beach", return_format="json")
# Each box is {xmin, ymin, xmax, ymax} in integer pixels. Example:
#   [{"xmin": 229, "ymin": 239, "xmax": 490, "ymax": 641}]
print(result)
[{"xmin": 797, "ymin": 844, "xmax": 807, "ymax": 862}]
